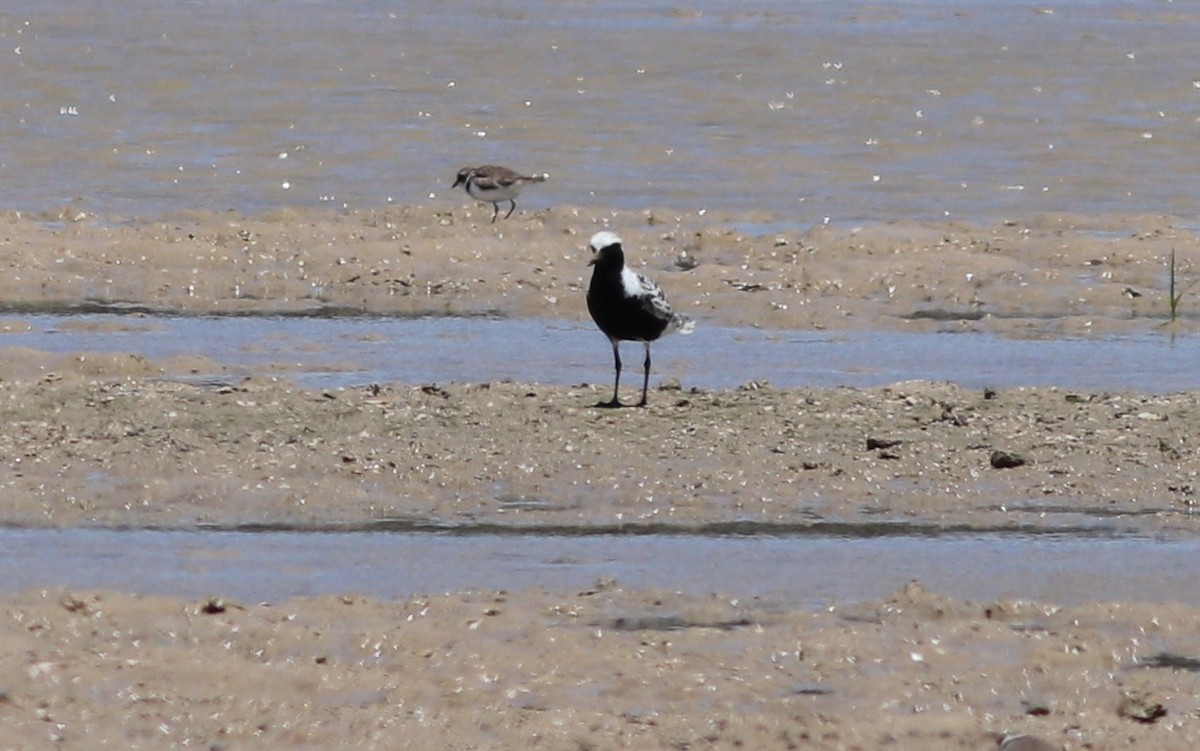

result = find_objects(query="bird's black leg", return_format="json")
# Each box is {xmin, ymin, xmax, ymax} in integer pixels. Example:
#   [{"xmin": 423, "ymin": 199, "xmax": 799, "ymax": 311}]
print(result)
[
  {"xmin": 503, "ymin": 200, "xmax": 516, "ymax": 220},
  {"xmin": 637, "ymin": 343, "xmax": 652, "ymax": 407},
  {"xmin": 490, "ymin": 202, "xmax": 500, "ymax": 223},
  {"xmin": 596, "ymin": 340, "xmax": 623, "ymax": 408}
]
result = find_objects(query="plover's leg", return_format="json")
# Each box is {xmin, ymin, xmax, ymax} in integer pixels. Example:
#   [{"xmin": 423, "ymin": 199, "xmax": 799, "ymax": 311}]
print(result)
[
  {"xmin": 597, "ymin": 339, "xmax": 623, "ymax": 408},
  {"xmin": 490, "ymin": 202, "xmax": 500, "ymax": 223},
  {"xmin": 637, "ymin": 342, "xmax": 651, "ymax": 407},
  {"xmin": 503, "ymin": 199, "xmax": 516, "ymax": 220}
]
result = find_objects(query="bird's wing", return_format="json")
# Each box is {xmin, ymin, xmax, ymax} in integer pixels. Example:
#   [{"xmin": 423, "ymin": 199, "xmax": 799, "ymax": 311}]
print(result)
[
  {"xmin": 636, "ymin": 274, "xmax": 675, "ymax": 322},
  {"xmin": 472, "ymin": 166, "xmax": 521, "ymax": 189}
]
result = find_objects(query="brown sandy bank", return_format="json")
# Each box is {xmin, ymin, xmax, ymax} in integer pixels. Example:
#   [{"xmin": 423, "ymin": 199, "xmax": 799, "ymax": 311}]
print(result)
[
  {"xmin": 0, "ymin": 372, "xmax": 1196, "ymax": 533},
  {"xmin": 2, "ymin": 581, "xmax": 1197, "ymax": 750},
  {"xmin": 0, "ymin": 204, "xmax": 1197, "ymax": 334}
]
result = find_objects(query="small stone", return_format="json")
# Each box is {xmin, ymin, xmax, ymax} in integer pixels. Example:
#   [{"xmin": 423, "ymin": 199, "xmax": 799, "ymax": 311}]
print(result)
[
  {"xmin": 990, "ymin": 450, "xmax": 1026, "ymax": 469},
  {"xmin": 199, "ymin": 597, "xmax": 227, "ymax": 614},
  {"xmin": 998, "ymin": 734, "xmax": 1060, "ymax": 751},
  {"xmin": 1020, "ymin": 698, "xmax": 1051, "ymax": 716},
  {"xmin": 59, "ymin": 594, "xmax": 88, "ymax": 613},
  {"xmin": 1117, "ymin": 688, "xmax": 1167, "ymax": 723}
]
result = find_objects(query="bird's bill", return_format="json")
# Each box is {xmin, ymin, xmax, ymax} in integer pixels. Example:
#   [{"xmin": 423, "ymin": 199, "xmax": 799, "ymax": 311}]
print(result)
[
  {"xmin": 588, "ymin": 256, "xmax": 598, "ymax": 266},
  {"xmin": 452, "ymin": 175, "xmax": 466, "ymax": 188}
]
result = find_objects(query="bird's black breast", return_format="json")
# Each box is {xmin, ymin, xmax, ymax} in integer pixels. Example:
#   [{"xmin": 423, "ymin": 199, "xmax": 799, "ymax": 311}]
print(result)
[{"xmin": 587, "ymin": 270, "xmax": 670, "ymax": 343}]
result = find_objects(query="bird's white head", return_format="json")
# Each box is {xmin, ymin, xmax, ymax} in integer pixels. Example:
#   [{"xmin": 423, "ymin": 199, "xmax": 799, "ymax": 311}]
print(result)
[{"xmin": 590, "ymin": 231, "xmax": 623, "ymax": 253}]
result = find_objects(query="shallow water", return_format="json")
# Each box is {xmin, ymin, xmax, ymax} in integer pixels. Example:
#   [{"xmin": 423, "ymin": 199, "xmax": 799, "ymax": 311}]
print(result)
[
  {"xmin": 5, "ymin": 312, "xmax": 1199, "ymax": 392},
  {"xmin": 3, "ymin": 1, "xmax": 1198, "ymax": 225},
  {"xmin": 3, "ymin": 527, "xmax": 1198, "ymax": 608},
  {"xmin": 6, "ymin": 312, "xmax": 1199, "ymax": 604},
  {"xmin": 8, "ymin": 308, "xmax": 1199, "ymax": 606}
]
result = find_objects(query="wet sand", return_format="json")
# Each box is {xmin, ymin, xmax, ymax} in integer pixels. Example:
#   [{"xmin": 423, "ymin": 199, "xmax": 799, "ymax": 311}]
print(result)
[
  {"xmin": 1, "ymin": 203, "xmax": 1196, "ymax": 333},
  {"xmin": 4, "ymin": 581, "xmax": 1199, "ymax": 751},
  {"xmin": 2, "ymin": 206, "xmax": 1200, "ymax": 749}
]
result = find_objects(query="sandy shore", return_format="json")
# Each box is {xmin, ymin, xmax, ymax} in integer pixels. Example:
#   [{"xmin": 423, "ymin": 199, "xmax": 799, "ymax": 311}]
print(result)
[
  {"xmin": 1, "ymin": 203, "xmax": 1196, "ymax": 333},
  {"xmin": 3, "ymin": 581, "xmax": 1198, "ymax": 751},
  {"xmin": 1, "ymin": 373, "xmax": 1198, "ymax": 536},
  {"xmin": 2, "ymin": 205, "xmax": 1199, "ymax": 749}
]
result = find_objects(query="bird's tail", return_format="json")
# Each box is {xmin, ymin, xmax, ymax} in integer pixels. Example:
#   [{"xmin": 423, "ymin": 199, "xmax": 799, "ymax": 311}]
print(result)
[
  {"xmin": 527, "ymin": 172, "xmax": 549, "ymax": 183},
  {"xmin": 669, "ymin": 313, "xmax": 695, "ymax": 336}
]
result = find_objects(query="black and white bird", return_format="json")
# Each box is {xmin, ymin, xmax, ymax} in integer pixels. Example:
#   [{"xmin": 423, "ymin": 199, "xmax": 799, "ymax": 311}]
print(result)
[
  {"xmin": 586, "ymin": 231, "xmax": 694, "ymax": 408},
  {"xmin": 452, "ymin": 165, "xmax": 548, "ymax": 222}
]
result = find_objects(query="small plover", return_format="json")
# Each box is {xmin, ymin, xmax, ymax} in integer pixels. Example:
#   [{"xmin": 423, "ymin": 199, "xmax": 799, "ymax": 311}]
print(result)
[
  {"xmin": 452, "ymin": 165, "xmax": 548, "ymax": 222},
  {"xmin": 586, "ymin": 231, "xmax": 694, "ymax": 408}
]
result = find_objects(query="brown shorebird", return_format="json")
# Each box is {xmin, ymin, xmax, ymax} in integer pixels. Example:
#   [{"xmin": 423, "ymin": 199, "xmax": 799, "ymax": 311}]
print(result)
[{"xmin": 452, "ymin": 165, "xmax": 547, "ymax": 222}]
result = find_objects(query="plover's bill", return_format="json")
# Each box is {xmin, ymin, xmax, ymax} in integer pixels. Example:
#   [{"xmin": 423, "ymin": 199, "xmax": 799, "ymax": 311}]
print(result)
[
  {"xmin": 586, "ymin": 231, "xmax": 694, "ymax": 408},
  {"xmin": 997, "ymin": 733, "xmax": 1061, "ymax": 751},
  {"xmin": 452, "ymin": 165, "xmax": 548, "ymax": 223}
]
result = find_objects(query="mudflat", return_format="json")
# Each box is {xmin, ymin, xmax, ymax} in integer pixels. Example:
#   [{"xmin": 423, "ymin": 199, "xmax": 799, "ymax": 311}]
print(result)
[{"xmin": 1, "ymin": 205, "xmax": 1199, "ymax": 750}]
